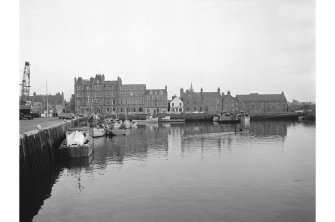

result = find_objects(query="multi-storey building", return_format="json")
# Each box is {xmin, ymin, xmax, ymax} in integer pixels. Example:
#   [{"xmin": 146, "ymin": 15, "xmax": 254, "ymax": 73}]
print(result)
[
  {"xmin": 74, "ymin": 74, "xmax": 147, "ymax": 115},
  {"xmin": 236, "ymin": 92, "xmax": 288, "ymax": 113},
  {"xmin": 144, "ymin": 86, "xmax": 168, "ymax": 114},
  {"xmin": 119, "ymin": 83, "xmax": 146, "ymax": 113},
  {"xmin": 180, "ymin": 84, "xmax": 223, "ymax": 113}
]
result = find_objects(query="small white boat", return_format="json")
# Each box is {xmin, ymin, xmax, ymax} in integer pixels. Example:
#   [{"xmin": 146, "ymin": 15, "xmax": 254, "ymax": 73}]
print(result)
[
  {"xmin": 113, "ymin": 120, "xmax": 122, "ymax": 129},
  {"xmin": 59, "ymin": 129, "xmax": 93, "ymax": 159},
  {"xmin": 133, "ymin": 116, "xmax": 159, "ymax": 125},
  {"xmin": 124, "ymin": 120, "xmax": 132, "ymax": 129},
  {"xmin": 131, "ymin": 121, "xmax": 137, "ymax": 128},
  {"xmin": 110, "ymin": 128, "xmax": 130, "ymax": 136},
  {"xmin": 159, "ymin": 116, "xmax": 185, "ymax": 122},
  {"xmin": 92, "ymin": 127, "xmax": 106, "ymax": 138}
]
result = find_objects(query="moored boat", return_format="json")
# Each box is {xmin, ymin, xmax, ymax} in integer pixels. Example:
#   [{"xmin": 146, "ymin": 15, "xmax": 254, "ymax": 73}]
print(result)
[
  {"xmin": 133, "ymin": 115, "xmax": 159, "ymax": 125},
  {"xmin": 213, "ymin": 112, "xmax": 240, "ymax": 124},
  {"xmin": 59, "ymin": 129, "xmax": 94, "ymax": 159},
  {"xmin": 92, "ymin": 127, "xmax": 106, "ymax": 138},
  {"xmin": 159, "ymin": 116, "xmax": 185, "ymax": 122},
  {"xmin": 109, "ymin": 128, "xmax": 130, "ymax": 136},
  {"xmin": 124, "ymin": 120, "xmax": 132, "ymax": 129}
]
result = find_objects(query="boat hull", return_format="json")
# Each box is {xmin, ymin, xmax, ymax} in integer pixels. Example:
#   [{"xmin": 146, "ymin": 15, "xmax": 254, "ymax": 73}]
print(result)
[
  {"xmin": 159, "ymin": 119, "xmax": 185, "ymax": 122},
  {"xmin": 92, "ymin": 128, "xmax": 106, "ymax": 138},
  {"xmin": 106, "ymin": 129, "xmax": 130, "ymax": 136},
  {"xmin": 59, "ymin": 137, "xmax": 94, "ymax": 159},
  {"xmin": 216, "ymin": 119, "xmax": 240, "ymax": 124},
  {"xmin": 133, "ymin": 119, "xmax": 158, "ymax": 125}
]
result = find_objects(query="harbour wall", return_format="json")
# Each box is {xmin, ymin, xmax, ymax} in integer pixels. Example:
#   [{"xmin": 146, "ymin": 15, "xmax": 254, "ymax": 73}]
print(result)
[
  {"xmin": 99, "ymin": 112, "xmax": 301, "ymax": 122},
  {"xmin": 20, "ymin": 117, "xmax": 88, "ymax": 222}
]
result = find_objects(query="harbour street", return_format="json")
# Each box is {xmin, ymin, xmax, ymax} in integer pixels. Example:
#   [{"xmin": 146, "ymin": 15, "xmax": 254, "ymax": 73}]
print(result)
[{"xmin": 19, "ymin": 117, "xmax": 64, "ymax": 134}]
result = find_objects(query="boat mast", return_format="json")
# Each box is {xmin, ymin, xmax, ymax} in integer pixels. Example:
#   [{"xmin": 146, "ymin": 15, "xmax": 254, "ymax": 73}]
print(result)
[{"xmin": 46, "ymin": 79, "xmax": 48, "ymax": 116}]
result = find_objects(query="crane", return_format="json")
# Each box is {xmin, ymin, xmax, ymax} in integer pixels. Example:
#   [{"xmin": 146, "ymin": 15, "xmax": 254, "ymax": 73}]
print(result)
[{"xmin": 20, "ymin": 61, "xmax": 31, "ymax": 105}]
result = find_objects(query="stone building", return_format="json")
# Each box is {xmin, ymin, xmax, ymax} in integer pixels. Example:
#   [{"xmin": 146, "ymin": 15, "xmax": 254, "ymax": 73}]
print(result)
[
  {"xmin": 119, "ymin": 83, "xmax": 146, "ymax": 113},
  {"xmin": 144, "ymin": 86, "xmax": 168, "ymax": 114},
  {"xmin": 27, "ymin": 91, "xmax": 65, "ymax": 115},
  {"xmin": 222, "ymin": 90, "xmax": 245, "ymax": 112},
  {"xmin": 236, "ymin": 92, "xmax": 288, "ymax": 113},
  {"xmin": 180, "ymin": 84, "xmax": 223, "ymax": 113},
  {"xmin": 74, "ymin": 74, "xmax": 148, "ymax": 115}
]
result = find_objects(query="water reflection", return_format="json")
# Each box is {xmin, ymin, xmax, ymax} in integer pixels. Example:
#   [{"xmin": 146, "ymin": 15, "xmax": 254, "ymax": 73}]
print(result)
[
  {"xmin": 250, "ymin": 121, "xmax": 288, "ymax": 137},
  {"xmin": 21, "ymin": 120, "xmax": 313, "ymax": 222}
]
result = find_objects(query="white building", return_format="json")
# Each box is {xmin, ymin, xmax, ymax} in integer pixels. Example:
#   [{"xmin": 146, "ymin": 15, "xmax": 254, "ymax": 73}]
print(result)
[{"xmin": 169, "ymin": 96, "xmax": 183, "ymax": 113}]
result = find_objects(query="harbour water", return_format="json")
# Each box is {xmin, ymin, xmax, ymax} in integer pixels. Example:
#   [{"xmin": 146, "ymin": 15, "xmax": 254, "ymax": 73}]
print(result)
[{"xmin": 23, "ymin": 121, "xmax": 315, "ymax": 222}]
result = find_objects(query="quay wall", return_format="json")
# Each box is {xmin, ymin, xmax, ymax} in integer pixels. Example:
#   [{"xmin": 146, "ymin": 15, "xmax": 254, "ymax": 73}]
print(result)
[
  {"xmin": 249, "ymin": 112, "xmax": 301, "ymax": 120},
  {"xmin": 99, "ymin": 112, "xmax": 300, "ymax": 122},
  {"xmin": 20, "ymin": 117, "xmax": 88, "ymax": 222}
]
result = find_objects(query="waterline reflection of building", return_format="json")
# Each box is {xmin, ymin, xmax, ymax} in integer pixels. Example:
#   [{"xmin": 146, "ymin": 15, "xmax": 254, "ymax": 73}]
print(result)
[
  {"xmin": 250, "ymin": 121, "xmax": 289, "ymax": 137},
  {"xmin": 168, "ymin": 125, "xmax": 184, "ymax": 154}
]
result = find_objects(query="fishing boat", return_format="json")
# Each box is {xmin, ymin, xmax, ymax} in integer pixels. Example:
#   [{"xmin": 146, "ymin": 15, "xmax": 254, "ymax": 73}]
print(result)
[
  {"xmin": 159, "ymin": 116, "xmax": 185, "ymax": 123},
  {"xmin": 213, "ymin": 112, "xmax": 240, "ymax": 124},
  {"xmin": 58, "ymin": 128, "xmax": 94, "ymax": 159},
  {"xmin": 133, "ymin": 115, "xmax": 159, "ymax": 125}
]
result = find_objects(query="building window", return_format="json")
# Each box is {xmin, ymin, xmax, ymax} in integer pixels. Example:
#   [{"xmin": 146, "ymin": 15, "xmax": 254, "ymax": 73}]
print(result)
[
  {"xmin": 112, "ymin": 107, "xmax": 116, "ymax": 112},
  {"xmin": 106, "ymin": 108, "xmax": 110, "ymax": 112},
  {"xmin": 179, "ymin": 103, "xmax": 182, "ymax": 107},
  {"xmin": 172, "ymin": 103, "xmax": 174, "ymax": 107}
]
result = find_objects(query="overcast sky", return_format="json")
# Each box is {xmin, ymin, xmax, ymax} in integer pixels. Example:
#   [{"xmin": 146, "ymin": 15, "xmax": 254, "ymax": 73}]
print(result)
[{"xmin": 20, "ymin": 0, "xmax": 315, "ymax": 102}]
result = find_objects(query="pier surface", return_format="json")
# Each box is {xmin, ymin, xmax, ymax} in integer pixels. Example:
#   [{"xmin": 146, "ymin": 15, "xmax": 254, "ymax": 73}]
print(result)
[{"xmin": 20, "ymin": 117, "xmax": 65, "ymax": 134}]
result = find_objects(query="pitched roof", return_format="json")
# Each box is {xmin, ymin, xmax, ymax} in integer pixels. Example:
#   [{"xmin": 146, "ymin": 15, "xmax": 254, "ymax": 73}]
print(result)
[
  {"xmin": 236, "ymin": 93, "xmax": 287, "ymax": 102},
  {"xmin": 170, "ymin": 96, "xmax": 183, "ymax": 103}
]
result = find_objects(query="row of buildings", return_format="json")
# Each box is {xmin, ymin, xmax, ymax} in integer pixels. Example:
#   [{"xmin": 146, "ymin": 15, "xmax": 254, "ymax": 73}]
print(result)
[
  {"xmin": 73, "ymin": 74, "xmax": 288, "ymax": 115},
  {"xmin": 25, "ymin": 91, "xmax": 73, "ymax": 116},
  {"xmin": 74, "ymin": 75, "xmax": 168, "ymax": 115}
]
